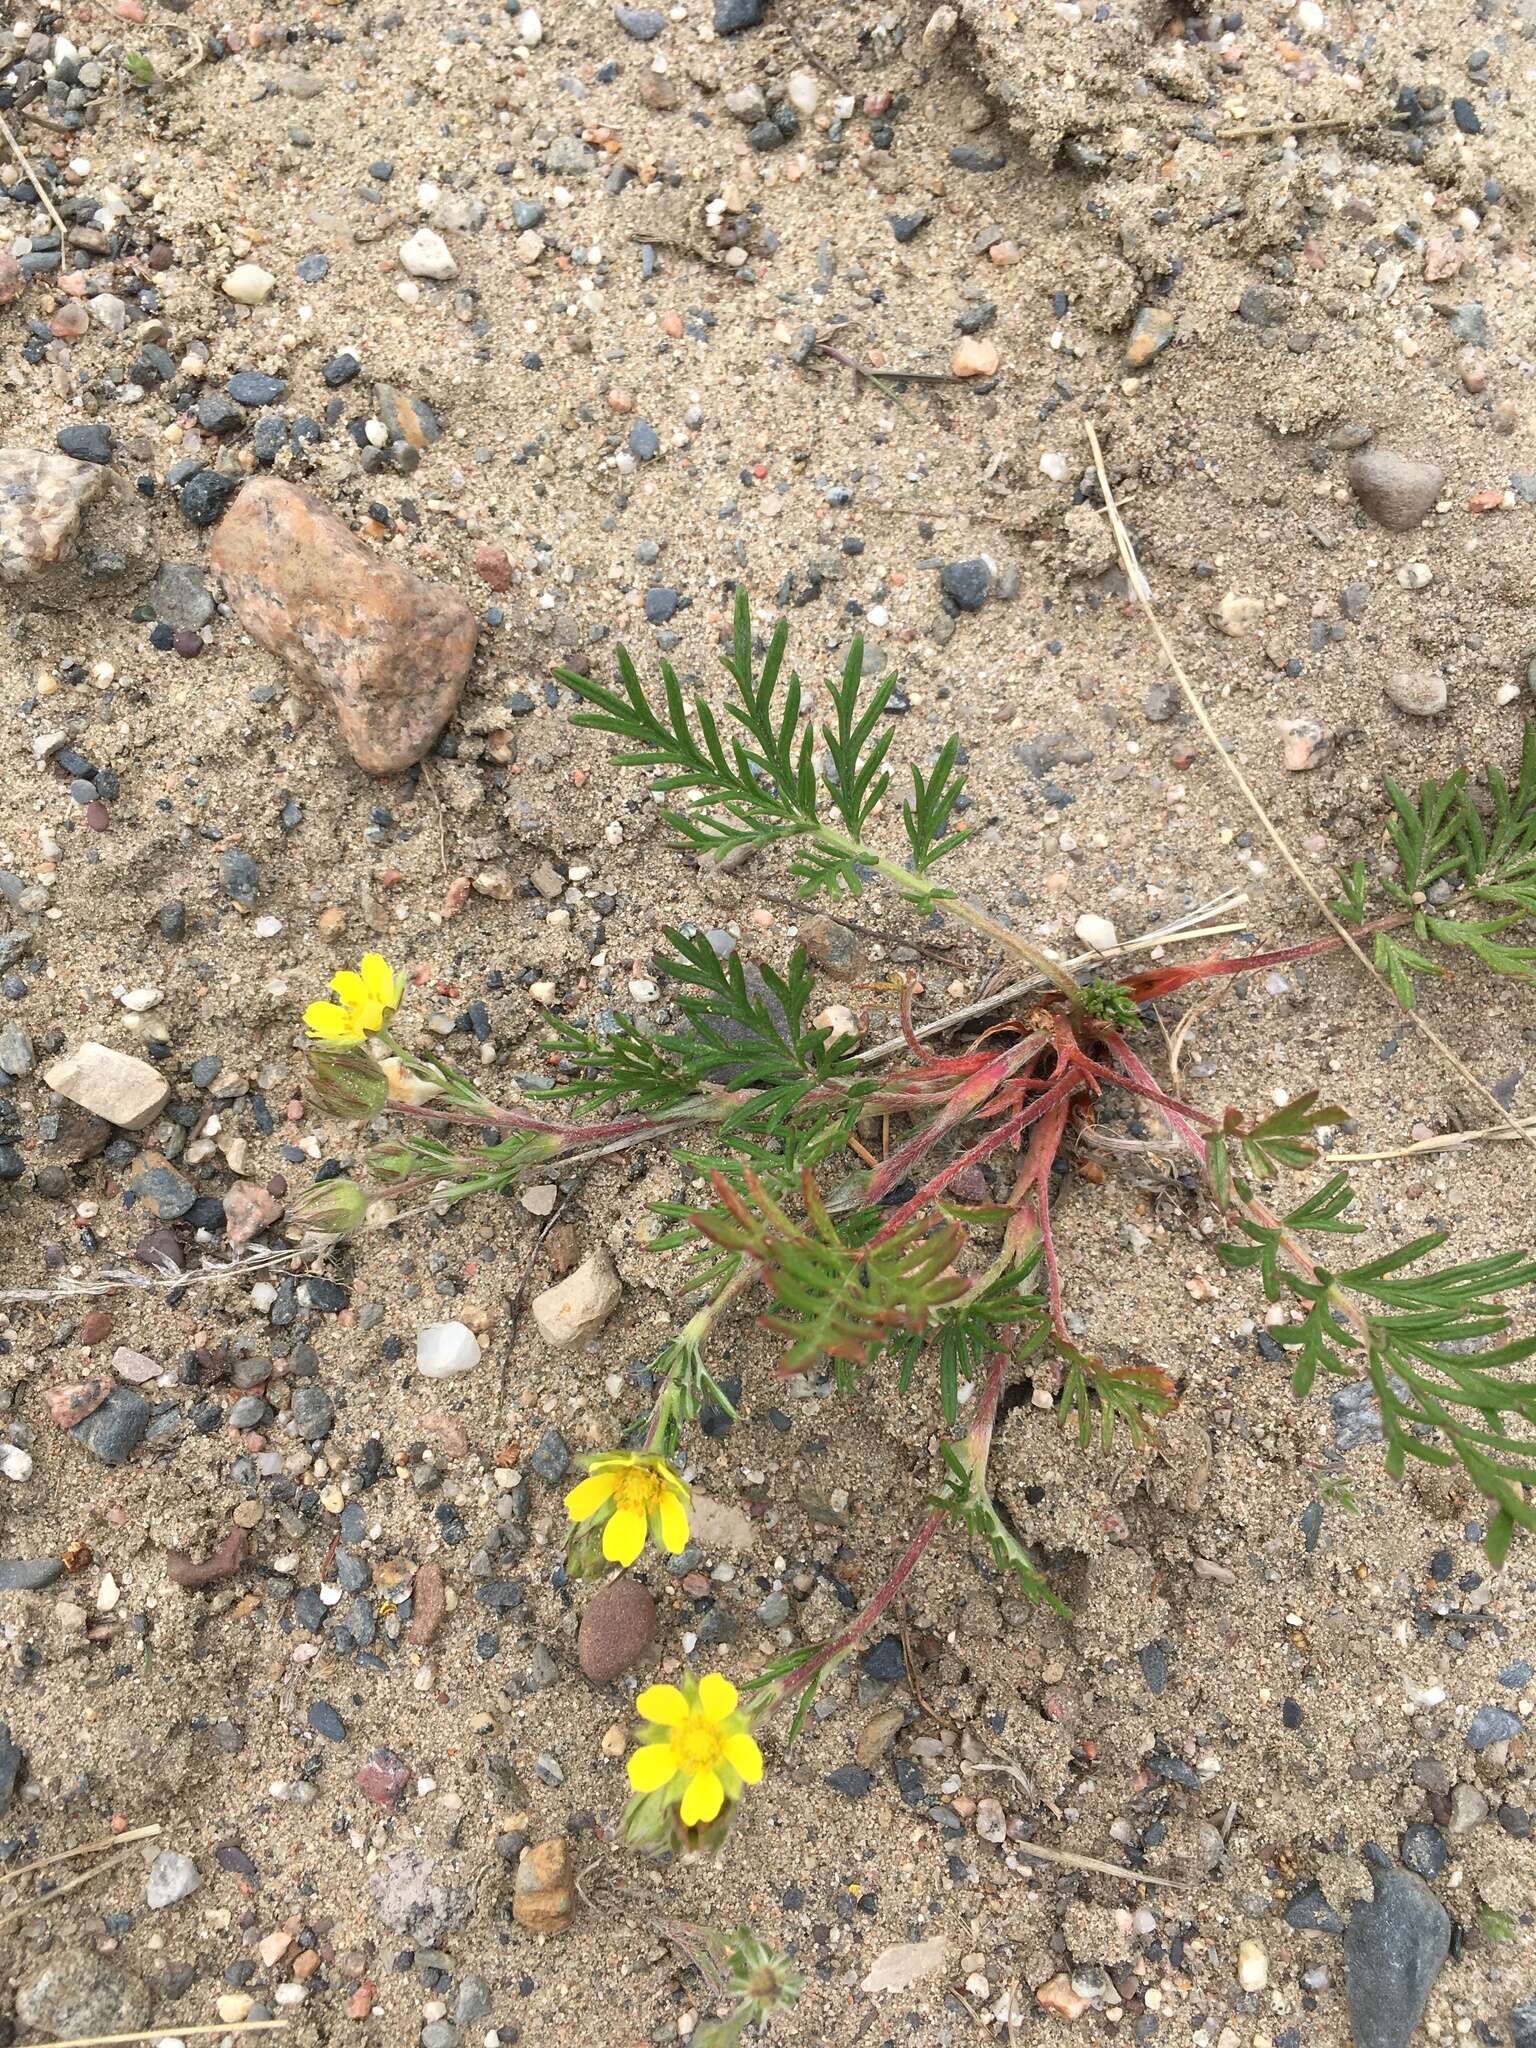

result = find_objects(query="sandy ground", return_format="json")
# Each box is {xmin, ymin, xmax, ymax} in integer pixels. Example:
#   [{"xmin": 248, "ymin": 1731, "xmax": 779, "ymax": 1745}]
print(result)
[{"xmin": 1, "ymin": 0, "xmax": 1534, "ymax": 2041}]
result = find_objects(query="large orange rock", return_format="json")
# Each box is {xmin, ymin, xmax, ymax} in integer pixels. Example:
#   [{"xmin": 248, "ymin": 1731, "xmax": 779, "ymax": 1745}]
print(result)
[{"xmin": 210, "ymin": 477, "xmax": 477, "ymax": 774}]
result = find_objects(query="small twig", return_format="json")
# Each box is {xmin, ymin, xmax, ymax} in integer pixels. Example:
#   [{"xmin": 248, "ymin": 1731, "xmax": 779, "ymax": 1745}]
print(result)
[
  {"xmin": 1084, "ymin": 418, "xmax": 1536, "ymax": 1161},
  {"xmin": 0, "ymin": 106, "xmax": 67, "ymax": 241},
  {"xmin": 1213, "ymin": 114, "xmax": 1355, "ymax": 140},
  {"xmin": 0, "ymin": 1848, "xmax": 138, "ymax": 1931},
  {"xmin": 853, "ymin": 891, "xmax": 1250, "ymax": 1064},
  {"xmin": 19, "ymin": 106, "xmax": 76, "ymax": 135},
  {"xmin": 896, "ymin": 1608, "xmax": 943, "ymax": 1725},
  {"xmin": 814, "ymin": 339, "xmax": 925, "ymax": 424},
  {"xmin": 1, "ymin": 1822, "xmax": 161, "ymax": 1882},
  {"xmin": 762, "ymin": 892, "xmax": 960, "ymax": 963},
  {"xmin": 1008, "ymin": 1838, "xmax": 1182, "ymax": 1888},
  {"xmin": 0, "ymin": 1228, "xmax": 369, "ymax": 1307},
  {"xmin": 419, "ymin": 760, "xmax": 451, "ymax": 881},
  {"xmin": 1163, "ymin": 981, "xmax": 1232, "ymax": 1093},
  {"xmin": 1332, "ymin": 1115, "xmax": 1536, "ymax": 1163}
]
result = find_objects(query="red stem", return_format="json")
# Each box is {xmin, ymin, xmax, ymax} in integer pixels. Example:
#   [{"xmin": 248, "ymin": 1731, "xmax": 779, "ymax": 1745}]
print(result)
[
  {"xmin": 1096, "ymin": 1029, "xmax": 1212, "ymax": 1153},
  {"xmin": 779, "ymin": 1352, "xmax": 1010, "ymax": 1699},
  {"xmin": 867, "ymin": 1104, "xmax": 1029, "ymax": 1246},
  {"xmin": 1119, "ymin": 912, "xmax": 1410, "ymax": 1003},
  {"xmin": 865, "ymin": 1032, "xmax": 1048, "ymax": 1202},
  {"xmin": 1023, "ymin": 1091, "xmax": 1075, "ymax": 1341}
]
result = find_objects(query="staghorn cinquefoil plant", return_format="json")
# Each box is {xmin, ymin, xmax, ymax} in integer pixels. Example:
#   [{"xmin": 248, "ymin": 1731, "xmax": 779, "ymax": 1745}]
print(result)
[{"xmin": 298, "ymin": 593, "xmax": 1536, "ymax": 1849}]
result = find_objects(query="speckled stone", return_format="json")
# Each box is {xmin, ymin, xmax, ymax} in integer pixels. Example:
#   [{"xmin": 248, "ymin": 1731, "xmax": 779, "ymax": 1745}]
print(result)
[
  {"xmin": 0, "ymin": 445, "xmax": 155, "ymax": 602},
  {"xmin": 210, "ymin": 478, "xmax": 477, "ymax": 774}
]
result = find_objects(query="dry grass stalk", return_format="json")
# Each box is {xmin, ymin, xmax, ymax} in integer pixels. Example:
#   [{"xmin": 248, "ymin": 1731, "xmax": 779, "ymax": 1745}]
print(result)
[{"xmin": 1083, "ymin": 419, "xmax": 1536, "ymax": 1159}]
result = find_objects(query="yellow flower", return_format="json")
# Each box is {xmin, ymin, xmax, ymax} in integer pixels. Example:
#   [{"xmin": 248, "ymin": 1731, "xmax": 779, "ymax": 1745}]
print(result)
[
  {"xmin": 305, "ymin": 954, "xmax": 405, "ymax": 1045},
  {"xmin": 626, "ymin": 1672, "xmax": 764, "ymax": 1829},
  {"xmin": 305, "ymin": 998, "xmax": 365, "ymax": 1045},
  {"xmin": 564, "ymin": 1451, "xmax": 690, "ymax": 1568}
]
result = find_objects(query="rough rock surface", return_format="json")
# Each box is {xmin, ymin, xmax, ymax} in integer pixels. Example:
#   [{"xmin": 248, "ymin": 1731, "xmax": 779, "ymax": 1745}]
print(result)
[
  {"xmin": 210, "ymin": 477, "xmax": 478, "ymax": 773},
  {"xmin": 0, "ymin": 445, "xmax": 155, "ymax": 601}
]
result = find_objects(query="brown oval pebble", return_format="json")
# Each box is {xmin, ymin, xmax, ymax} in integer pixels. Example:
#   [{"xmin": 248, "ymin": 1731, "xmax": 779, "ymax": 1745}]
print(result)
[
  {"xmin": 173, "ymin": 629, "xmax": 202, "ymax": 658},
  {"xmin": 577, "ymin": 1576, "xmax": 657, "ymax": 1684},
  {"xmin": 84, "ymin": 800, "xmax": 109, "ymax": 831},
  {"xmin": 80, "ymin": 1309, "xmax": 115, "ymax": 1346},
  {"xmin": 1346, "ymin": 448, "xmax": 1444, "ymax": 532}
]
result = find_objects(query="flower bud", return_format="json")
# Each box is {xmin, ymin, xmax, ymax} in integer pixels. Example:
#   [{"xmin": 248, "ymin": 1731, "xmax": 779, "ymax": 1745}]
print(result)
[
  {"xmin": 306, "ymin": 1046, "xmax": 388, "ymax": 1123},
  {"xmin": 365, "ymin": 1139, "xmax": 422, "ymax": 1186},
  {"xmin": 290, "ymin": 1177, "xmax": 369, "ymax": 1236}
]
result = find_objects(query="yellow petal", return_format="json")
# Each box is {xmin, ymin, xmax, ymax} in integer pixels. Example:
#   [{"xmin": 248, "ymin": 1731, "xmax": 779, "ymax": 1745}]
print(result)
[
  {"xmin": 724, "ymin": 1731, "xmax": 763, "ymax": 1784},
  {"xmin": 329, "ymin": 970, "xmax": 366, "ymax": 1008},
  {"xmin": 626, "ymin": 1741, "xmax": 678, "ymax": 1794},
  {"xmin": 697, "ymin": 1673, "xmax": 738, "ymax": 1722},
  {"xmin": 635, "ymin": 1683, "xmax": 689, "ymax": 1728},
  {"xmin": 305, "ymin": 1001, "xmax": 362, "ymax": 1045},
  {"xmin": 679, "ymin": 1767, "xmax": 725, "ymax": 1828},
  {"xmin": 654, "ymin": 1491, "xmax": 690, "ymax": 1555},
  {"xmin": 360, "ymin": 954, "xmax": 395, "ymax": 1003},
  {"xmin": 563, "ymin": 1472, "xmax": 616, "ymax": 1523},
  {"xmin": 602, "ymin": 1507, "xmax": 647, "ymax": 1567}
]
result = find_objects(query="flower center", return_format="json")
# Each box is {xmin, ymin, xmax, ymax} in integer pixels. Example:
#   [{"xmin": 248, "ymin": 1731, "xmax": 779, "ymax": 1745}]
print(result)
[
  {"xmin": 672, "ymin": 1714, "xmax": 726, "ymax": 1774},
  {"xmin": 614, "ymin": 1469, "xmax": 660, "ymax": 1518}
]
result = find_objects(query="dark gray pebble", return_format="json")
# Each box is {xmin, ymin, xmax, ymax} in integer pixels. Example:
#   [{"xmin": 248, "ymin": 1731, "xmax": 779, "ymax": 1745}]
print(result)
[
  {"xmin": 529, "ymin": 1428, "xmax": 570, "ymax": 1482},
  {"xmin": 57, "ymin": 423, "xmax": 112, "ymax": 464},
  {"xmin": 1284, "ymin": 1880, "xmax": 1344, "ymax": 1933},
  {"xmin": 219, "ymin": 849, "xmax": 262, "ymax": 907},
  {"xmin": 132, "ymin": 1159, "xmax": 196, "ymax": 1219},
  {"xmin": 940, "ymin": 558, "xmax": 993, "ymax": 612},
  {"xmin": 644, "ymin": 586, "xmax": 678, "ymax": 625},
  {"xmin": 0, "ymin": 1719, "xmax": 22, "ymax": 1816},
  {"xmin": 1137, "ymin": 1640, "xmax": 1170, "ymax": 1696},
  {"xmin": 1467, "ymin": 1703, "xmax": 1521, "ymax": 1750},
  {"xmin": 71, "ymin": 1386, "xmax": 151, "ymax": 1465},
  {"xmin": 1399, "ymin": 1822, "xmax": 1446, "ymax": 1880},
  {"xmin": 179, "ymin": 470, "xmax": 239, "ymax": 527},
  {"xmin": 475, "ymin": 1580, "xmax": 525, "ymax": 1611},
  {"xmin": 308, "ymin": 1701, "xmax": 347, "ymax": 1742},
  {"xmin": 628, "ymin": 421, "xmax": 660, "ymax": 462},
  {"xmin": 195, "ymin": 393, "xmax": 246, "ymax": 437},
  {"xmin": 713, "ymin": 0, "xmax": 764, "ymax": 30},
  {"xmin": 859, "ymin": 1635, "xmax": 905, "ymax": 1682},
  {"xmin": 1238, "ymin": 284, "xmax": 1287, "ymax": 328},
  {"xmin": 614, "ymin": 4, "xmax": 665, "ymax": 34},
  {"xmin": 825, "ymin": 1764, "xmax": 873, "ymax": 1799},
  {"xmin": 291, "ymin": 1387, "xmax": 335, "ymax": 1439},
  {"xmin": 949, "ymin": 145, "xmax": 1005, "ymax": 172},
  {"xmin": 1343, "ymin": 1866, "xmax": 1449, "ymax": 2048},
  {"xmin": 228, "ymin": 370, "xmax": 288, "ymax": 407},
  {"xmin": 0, "ymin": 1558, "xmax": 65, "ymax": 1592}
]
